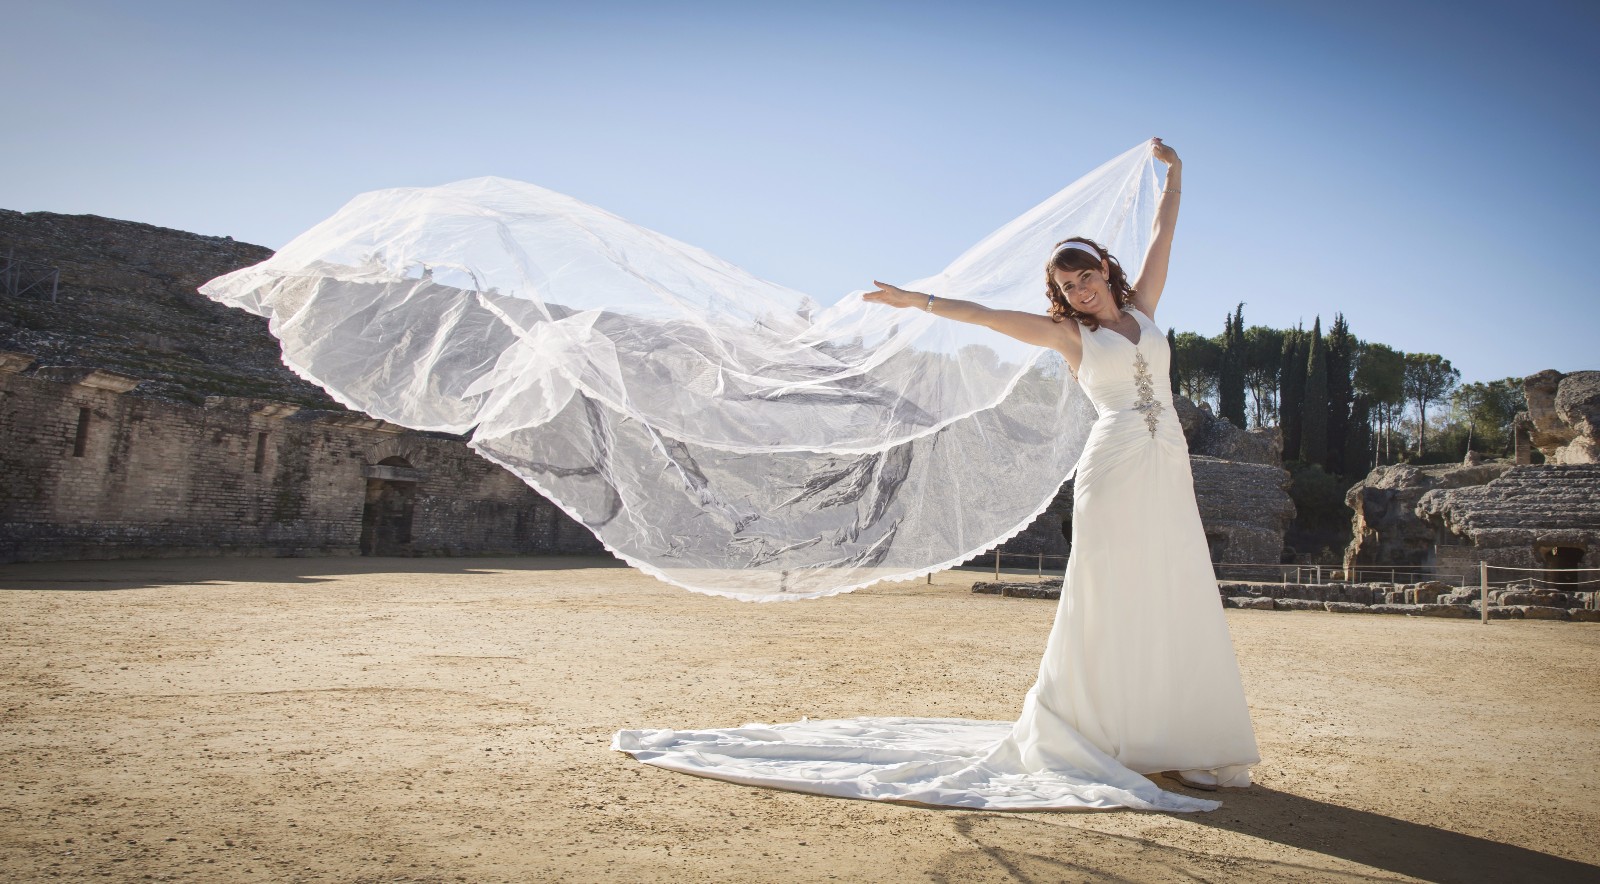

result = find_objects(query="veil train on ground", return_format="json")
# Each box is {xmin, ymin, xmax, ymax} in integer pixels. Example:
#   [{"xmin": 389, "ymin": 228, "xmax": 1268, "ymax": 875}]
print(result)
[{"xmin": 201, "ymin": 142, "xmax": 1162, "ymax": 600}]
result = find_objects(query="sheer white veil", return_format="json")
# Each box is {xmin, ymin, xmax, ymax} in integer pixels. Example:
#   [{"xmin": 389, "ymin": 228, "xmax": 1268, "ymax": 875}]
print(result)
[{"xmin": 201, "ymin": 141, "xmax": 1162, "ymax": 600}]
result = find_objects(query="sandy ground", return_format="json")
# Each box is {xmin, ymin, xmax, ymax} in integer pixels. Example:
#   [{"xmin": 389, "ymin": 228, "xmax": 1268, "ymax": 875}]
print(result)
[{"xmin": 1, "ymin": 556, "xmax": 1597, "ymax": 883}]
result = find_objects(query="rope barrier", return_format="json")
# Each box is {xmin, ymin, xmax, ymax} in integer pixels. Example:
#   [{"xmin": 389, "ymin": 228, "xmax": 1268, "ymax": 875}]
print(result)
[{"xmin": 1483, "ymin": 564, "xmax": 1600, "ymax": 573}]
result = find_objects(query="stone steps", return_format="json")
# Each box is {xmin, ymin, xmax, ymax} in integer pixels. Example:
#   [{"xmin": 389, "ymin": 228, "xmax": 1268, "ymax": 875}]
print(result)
[{"xmin": 970, "ymin": 581, "xmax": 1600, "ymax": 622}]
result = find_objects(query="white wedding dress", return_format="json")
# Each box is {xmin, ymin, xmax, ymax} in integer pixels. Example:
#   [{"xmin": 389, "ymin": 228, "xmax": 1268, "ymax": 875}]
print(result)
[
  {"xmin": 195, "ymin": 140, "xmax": 1259, "ymax": 810},
  {"xmin": 613, "ymin": 305, "xmax": 1261, "ymax": 812}
]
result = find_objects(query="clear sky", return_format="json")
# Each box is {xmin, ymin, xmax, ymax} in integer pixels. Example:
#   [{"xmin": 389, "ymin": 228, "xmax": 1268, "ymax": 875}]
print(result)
[{"xmin": 3, "ymin": 0, "xmax": 1595, "ymax": 384}]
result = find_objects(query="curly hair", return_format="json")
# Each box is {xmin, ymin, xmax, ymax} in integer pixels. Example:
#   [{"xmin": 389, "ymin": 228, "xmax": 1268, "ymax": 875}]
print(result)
[{"xmin": 1043, "ymin": 237, "xmax": 1136, "ymax": 331}]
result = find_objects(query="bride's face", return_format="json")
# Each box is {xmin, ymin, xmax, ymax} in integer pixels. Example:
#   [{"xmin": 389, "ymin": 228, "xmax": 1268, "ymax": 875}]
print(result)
[{"xmin": 1053, "ymin": 263, "xmax": 1112, "ymax": 314}]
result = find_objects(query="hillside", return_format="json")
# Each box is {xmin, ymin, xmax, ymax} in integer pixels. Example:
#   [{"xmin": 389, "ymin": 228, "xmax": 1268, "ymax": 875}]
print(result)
[{"xmin": 0, "ymin": 209, "xmax": 343, "ymax": 408}]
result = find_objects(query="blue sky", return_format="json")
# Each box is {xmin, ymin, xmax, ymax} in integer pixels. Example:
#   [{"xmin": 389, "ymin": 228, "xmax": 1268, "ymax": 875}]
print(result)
[{"xmin": 3, "ymin": 0, "xmax": 1595, "ymax": 384}]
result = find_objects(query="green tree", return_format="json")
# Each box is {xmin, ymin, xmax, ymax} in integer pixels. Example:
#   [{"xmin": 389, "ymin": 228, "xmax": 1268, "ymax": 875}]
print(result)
[
  {"xmin": 1301, "ymin": 316, "xmax": 1329, "ymax": 465},
  {"xmin": 1243, "ymin": 325, "xmax": 1285, "ymax": 429},
  {"xmin": 1353, "ymin": 342, "xmax": 1405, "ymax": 464},
  {"xmin": 1279, "ymin": 325, "xmax": 1307, "ymax": 462},
  {"xmin": 1451, "ymin": 377, "xmax": 1526, "ymax": 456},
  {"xmin": 1166, "ymin": 327, "xmax": 1180, "ymax": 395},
  {"xmin": 1172, "ymin": 332, "xmax": 1222, "ymax": 405},
  {"xmin": 1219, "ymin": 303, "xmax": 1247, "ymax": 428},
  {"xmin": 1344, "ymin": 393, "xmax": 1374, "ymax": 476},
  {"xmin": 1402, "ymin": 353, "xmax": 1461, "ymax": 458},
  {"xmin": 1325, "ymin": 313, "xmax": 1356, "ymax": 475}
]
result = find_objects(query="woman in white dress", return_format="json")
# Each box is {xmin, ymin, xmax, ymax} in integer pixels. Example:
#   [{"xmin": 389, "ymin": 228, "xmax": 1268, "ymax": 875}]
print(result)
[{"xmin": 615, "ymin": 139, "xmax": 1261, "ymax": 812}]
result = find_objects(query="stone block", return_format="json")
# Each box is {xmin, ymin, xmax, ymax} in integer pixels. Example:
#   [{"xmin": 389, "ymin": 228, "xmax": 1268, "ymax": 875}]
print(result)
[
  {"xmin": 1441, "ymin": 589, "xmax": 1486, "ymax": 606},
  {"xmin": 1275, "ymin": 598, "xmax": 1326, "ymax": 611},
  {"xmin": 1405, "ymin": 581, "xmax": 1454, "ymax": 604},
  {"xmin": 30, "ymin": 366, "xmax": 143, "ymax": 392},
  {"xmin": 1515, "ymin": 605, "xmax": 1571, "ymax": 620},
  {"xmin": 1414, "ymin": 603, "xmax": 1476, "ymax": 618},
  {"xmin": 1324, "ymin": 601, "xmax": 1374, "ymax": 613},
  {"xmin": 1002, "ymin": 583, "xmax": 1061, "ymax": 600},
  {"xmin": 1497, "ymin": 589, "xmax": 1579, "ymax": 608},
  {"xmin": 1371, "ymin": 603, "xmax": 1422, "ymax": 615},
  {"xmin": 1570, "ymin": 609, "xmax": 1600, "ymax": 622},
  {"xmin": 1229, "ymin": 596, "xmax": 1275, "ymax": 610},
  {"xmin": 0, "ymin": 351, "xmax": 36, "ymax": 373}
]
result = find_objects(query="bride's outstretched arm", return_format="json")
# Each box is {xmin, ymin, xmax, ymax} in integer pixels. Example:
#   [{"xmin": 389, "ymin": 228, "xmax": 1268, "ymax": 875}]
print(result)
[
  {"xmin": 1133, "ymin": 137, "xmax": 1181, "ymax": 315},
  {"xmin": 862, "ymin": 281, "xmax": 1073, "ymax": 353}
]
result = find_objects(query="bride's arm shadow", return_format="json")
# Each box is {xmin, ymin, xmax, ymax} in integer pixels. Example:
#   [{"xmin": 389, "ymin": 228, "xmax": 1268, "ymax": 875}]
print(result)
[
  {"xmin": 1185, "ymin": 785, "xmax": 1592, "ymax": 882},
  {"xmin": 928, "ymin": 787, "xmax": 1594, "ymax": 884}
]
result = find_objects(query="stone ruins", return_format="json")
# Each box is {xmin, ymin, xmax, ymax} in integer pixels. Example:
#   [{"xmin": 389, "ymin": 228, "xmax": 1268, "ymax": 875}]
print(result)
[
  {"xmin": 3, "ymin": 208, "xmax": 1299, "ymax": 571},
  {"xmin": 0, "ymin": 352, "xmax": 603, "ymax": 562},
  {"xmin": 1345, "ymin": 369, "xmax": 1600, "ymax": 583}
]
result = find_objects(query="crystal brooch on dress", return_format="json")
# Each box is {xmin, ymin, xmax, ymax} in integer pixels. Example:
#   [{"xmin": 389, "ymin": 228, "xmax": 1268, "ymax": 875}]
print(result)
[{"xmin": 1131, "ymin": 350, "xmax": 1163, "ymax": 437}]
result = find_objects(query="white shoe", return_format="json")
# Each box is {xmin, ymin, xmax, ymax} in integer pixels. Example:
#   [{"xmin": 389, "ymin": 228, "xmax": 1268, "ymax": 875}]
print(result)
[{"xmin": 1161, "ymin": 769, "xmax": 1220, "ymax": 791}]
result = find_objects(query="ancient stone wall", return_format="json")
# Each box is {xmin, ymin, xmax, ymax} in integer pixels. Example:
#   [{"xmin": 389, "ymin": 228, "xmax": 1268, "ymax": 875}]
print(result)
[
  {"xmin": 0, "ymin": 355, "xmax": 603, "ymax": 562},
  {"xmin": 1417, "ymin": 464, "xmax": 1600, "ymax": 574},
  {"xmin": 1342, "ymin": 461, "xmax": 1512, "ymax": 573},
  {"xmin": 1189, "ymin": 457, "xmax": 1295, "ymax": 565},
  {"xmin": 1519, "ymin": 369, "xmax": 1600, "ymax": 465}
]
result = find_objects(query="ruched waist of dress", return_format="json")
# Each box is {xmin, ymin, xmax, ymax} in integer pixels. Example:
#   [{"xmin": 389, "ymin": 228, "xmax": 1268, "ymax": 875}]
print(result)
[{"xmin": 1089, "ymin": 402, "xmax": 1185, "ymax": 439}]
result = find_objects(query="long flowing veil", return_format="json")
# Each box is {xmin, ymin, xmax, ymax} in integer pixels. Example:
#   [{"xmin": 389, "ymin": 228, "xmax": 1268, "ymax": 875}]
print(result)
[{"xmin": 200, "ymin": 142, "xmax": 1162, "ymax": 599}]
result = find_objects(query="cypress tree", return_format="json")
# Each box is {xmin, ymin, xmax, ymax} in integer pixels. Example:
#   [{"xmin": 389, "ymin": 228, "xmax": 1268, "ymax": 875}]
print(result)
[
  {"xmin": 1279, "ymin": 325, "xmax": 1306, "ymax": 462},
  {"xmin": 1301, "ymin": 316, "xmax": 1329, "ymax": 465},
  {"xmin": 1219, "ymin": 304, "xmax": 1247, "ymax": 428},
  {"xmin": 1344, "ymin": 394, "xmax": 1373, "ymax": 477},
  {"xmin": 1325, "ymin": 313, "xmax": 1355, "ymax": 476},
  {"xmin": 1166, "ymin": 327, "xmax": 1180, "ymax": 396}
]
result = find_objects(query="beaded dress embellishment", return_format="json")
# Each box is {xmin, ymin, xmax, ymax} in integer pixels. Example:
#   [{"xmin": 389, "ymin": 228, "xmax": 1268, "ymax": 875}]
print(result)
[{"xmin": 1131, "ymin": 349, "xmax": 1163, "ymax": 437}]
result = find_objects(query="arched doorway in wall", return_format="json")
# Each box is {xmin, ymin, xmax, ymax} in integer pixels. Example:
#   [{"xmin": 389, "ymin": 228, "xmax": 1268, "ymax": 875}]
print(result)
[
  {"xmin": 361, "ymin": 456, "xmax": 421, "ymax": 556},
  {"xmin": 1205, "ymin": 531, "xmax": 1230, "ymax": 564},
  {"xmin": 1536, "ymin": 544, "xmax": 1586, "ymax": 586}
]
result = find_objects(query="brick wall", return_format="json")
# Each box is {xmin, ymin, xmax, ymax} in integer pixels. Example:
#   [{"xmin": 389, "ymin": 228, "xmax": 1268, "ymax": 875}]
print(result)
[{"xmin": 0, "ymin": 355, "xmax": 604, "ymax": 562}]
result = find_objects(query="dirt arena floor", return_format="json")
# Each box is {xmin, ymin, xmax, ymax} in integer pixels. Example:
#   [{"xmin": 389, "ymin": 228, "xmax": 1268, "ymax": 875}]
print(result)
[{"xmin": 2, "ymin": 555, "xmax": 1597, "ymax": 883}]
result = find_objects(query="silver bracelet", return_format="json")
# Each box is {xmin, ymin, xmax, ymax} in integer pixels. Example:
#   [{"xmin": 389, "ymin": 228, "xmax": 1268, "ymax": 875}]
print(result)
[
  {"xmin": 926, "ymin": 294, "xmax": 936, "ymax": 312},
  {"xmin": 1163, "ymin": 189, "xmax": 1181, "ymax": 194}
]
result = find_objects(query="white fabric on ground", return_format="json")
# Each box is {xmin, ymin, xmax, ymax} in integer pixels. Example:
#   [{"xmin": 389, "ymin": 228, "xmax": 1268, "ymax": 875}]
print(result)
[{"xmin": 613, "ymin": 306, "xmax": 1261, "ymax": 811}]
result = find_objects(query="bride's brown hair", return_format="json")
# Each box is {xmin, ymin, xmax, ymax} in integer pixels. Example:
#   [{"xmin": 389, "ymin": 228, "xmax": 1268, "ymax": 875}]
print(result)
[{"xmin": 1043, "ymin": 237, "xmax": 1136, "ymax": 331}]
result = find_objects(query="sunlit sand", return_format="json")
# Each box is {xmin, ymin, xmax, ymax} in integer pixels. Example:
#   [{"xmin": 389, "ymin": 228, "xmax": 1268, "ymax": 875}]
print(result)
[{"xmin": 2, "ymin": 555, "xmax": 1596, "ymax": 882}]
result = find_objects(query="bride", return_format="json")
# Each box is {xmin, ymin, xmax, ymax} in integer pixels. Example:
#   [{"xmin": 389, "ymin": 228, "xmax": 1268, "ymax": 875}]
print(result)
[
  {"xmin": 198, "ymin": 132, "xmax": 1260, "ymax": 812},
  {"xmin": 613, "ymin": 139, "xmax": 1261, "ymax": 812}
]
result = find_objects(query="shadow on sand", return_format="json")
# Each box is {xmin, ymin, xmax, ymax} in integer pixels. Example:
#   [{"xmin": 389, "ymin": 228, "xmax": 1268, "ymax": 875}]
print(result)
[
  {"xmin": 928, "ymin": 785, "xmax": 1595, "ymax": 883},
  {"xmin": 0, "ymin": 554, "xmax": 628, "ymax": 592}
]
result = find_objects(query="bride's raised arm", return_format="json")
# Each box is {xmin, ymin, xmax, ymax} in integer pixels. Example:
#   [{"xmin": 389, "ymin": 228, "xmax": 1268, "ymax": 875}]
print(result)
[
  {"xmin": 861, "ymin": 281, "xmax": 1076, "ymax": 357},
  {"xmin": 1132, "ymin": 138, "xmax": 1182, "ymax": 317}
]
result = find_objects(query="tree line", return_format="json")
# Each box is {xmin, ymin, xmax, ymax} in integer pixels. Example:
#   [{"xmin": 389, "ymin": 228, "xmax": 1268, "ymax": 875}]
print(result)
[{"xmin": 1164, "ymin": 305, "xmax": 1527, "ymax": 478}]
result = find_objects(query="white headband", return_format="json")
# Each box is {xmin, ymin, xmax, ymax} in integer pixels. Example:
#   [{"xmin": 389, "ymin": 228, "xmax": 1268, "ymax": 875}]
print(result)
[{"xmin": 1052, "ymin": 241, "xmax": 1101, "ymax": 261}]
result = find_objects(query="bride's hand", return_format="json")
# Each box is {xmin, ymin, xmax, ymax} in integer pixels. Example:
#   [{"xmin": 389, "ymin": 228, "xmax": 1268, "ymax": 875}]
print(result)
[
  {"xmin": 1151, "ymin": 137, "xmax": 1180, "ymax": 167},
  {"xmin": 862, "ymin": 280, "xmax": 923, "ymax": 309}
]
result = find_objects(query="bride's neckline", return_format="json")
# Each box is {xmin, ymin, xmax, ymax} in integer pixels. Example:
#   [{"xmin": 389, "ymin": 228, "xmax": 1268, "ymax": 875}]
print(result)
[{"xmin": 1097, "ymin": 306, "xmax": 1142, "ymax": 347}]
